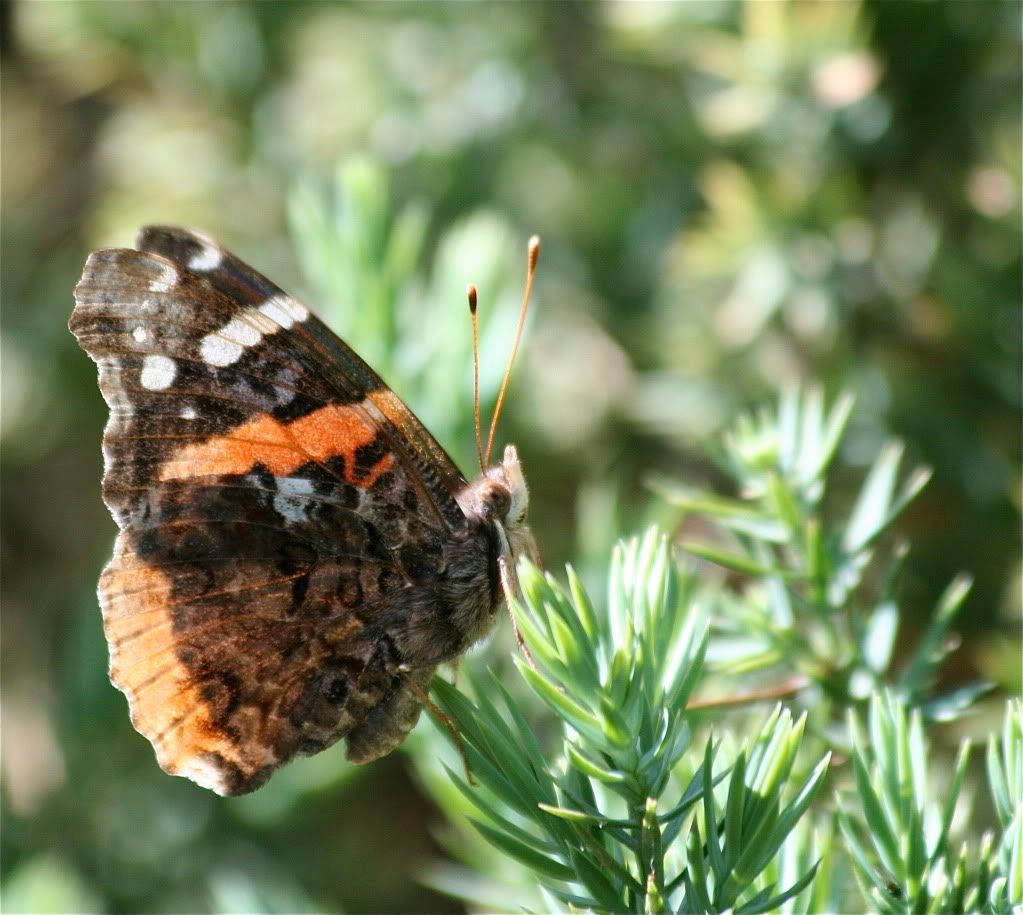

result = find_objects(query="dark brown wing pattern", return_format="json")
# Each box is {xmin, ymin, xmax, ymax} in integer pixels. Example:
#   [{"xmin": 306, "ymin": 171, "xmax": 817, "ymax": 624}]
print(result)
[{"xmin": 69, "ymin": 227, "xmax": 497, "ymax": 794}]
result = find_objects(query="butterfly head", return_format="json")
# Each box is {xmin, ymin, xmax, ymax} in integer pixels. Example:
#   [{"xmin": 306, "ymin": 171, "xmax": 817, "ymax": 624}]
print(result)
[{"xmin": 460, "ymin": 444, "xmax": 539, "ymax": 585}]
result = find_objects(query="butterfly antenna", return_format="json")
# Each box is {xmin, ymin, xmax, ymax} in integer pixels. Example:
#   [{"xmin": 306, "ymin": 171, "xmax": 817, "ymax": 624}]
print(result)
[
  {"xmin": 484, "ymin": 235, "xmax": 540, "ymax": 467},
  {"xmin": 467, "ymin": 284, "xmax": 484, "ymax": 474}
]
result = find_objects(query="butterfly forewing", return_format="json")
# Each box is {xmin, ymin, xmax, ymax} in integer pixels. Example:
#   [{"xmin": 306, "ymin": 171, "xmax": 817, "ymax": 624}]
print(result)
[{"xmin": 138, "ymin": 226, "xmax": 470, "ymax": 528}]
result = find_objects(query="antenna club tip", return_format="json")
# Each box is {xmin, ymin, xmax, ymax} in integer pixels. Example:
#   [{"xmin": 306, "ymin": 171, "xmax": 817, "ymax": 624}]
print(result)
[
  {"xmin": 466, "ymin": 283, "xmax": 478, "ymax": 313},
  {"xmin": 527, "ymin": 235, "xmax": 541, "ymax": 268}
]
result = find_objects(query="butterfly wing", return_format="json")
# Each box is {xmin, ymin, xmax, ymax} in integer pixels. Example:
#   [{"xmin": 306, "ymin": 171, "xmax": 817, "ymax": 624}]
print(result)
[
  {"xmin": 135, "ymin": 225, "xmax": 470, "ymax": 530},
  {"xmin": 70, "ymin": 228, "xmax": 476, "ymax": 794}
]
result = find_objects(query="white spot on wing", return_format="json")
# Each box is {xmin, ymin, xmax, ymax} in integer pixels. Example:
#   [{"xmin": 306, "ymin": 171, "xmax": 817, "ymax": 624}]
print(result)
[
  {"xmin": 180, "ymin": 406, "xmax": 197, "ymax": 420},
  {"xmin": 273, "ymin": 477, "xmax": 315, "ymax": 523},
  {"xmin": 278, "ymin": 477, "xmax": 315, "ymax": 496},
  {"xmin": 200, "ymin": 334, "xmax": 244, "ymax": 367},
  {"xmin": 188, "ymin": 244, "xmax": 223, "ymax": 272},
  {"xmin": 140, "ymin": 354, "xmax": 177, "ymax": 390},
  {"xmin": 258, "ymin": 294, "xmax": 309, "ymax": 329},
  {"xmin": 219, "ymin": 316, "xmax": 263, "ymax": 347},
  {"xmin": 149, "ymin": 262, "xmax": 179, "ymax": 293},
  {"xmin": 199, "ymin": 307, "xmax": 291, "ymax": 367},
  {"xmin": 257, "ymin": 298, "xmax": 294, "ymax": 329},
  {"xmin": 132, "ymin": 326, "xmax": 148, "ymax": 343},
  {"xmin": 244, "ymin": 308, "xmax": 279, "ymax": 335}
]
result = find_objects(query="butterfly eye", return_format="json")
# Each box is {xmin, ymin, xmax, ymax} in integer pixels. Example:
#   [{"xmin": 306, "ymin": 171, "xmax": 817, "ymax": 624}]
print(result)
[{"xmin": 479, "ymin": 481, "xmax": 511, "ymax": 521}]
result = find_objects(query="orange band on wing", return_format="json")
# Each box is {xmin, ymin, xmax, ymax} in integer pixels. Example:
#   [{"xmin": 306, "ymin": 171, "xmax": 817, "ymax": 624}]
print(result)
[{"xmin": 158, "ymin": 404, "xmax": 393, "ymax": 487}]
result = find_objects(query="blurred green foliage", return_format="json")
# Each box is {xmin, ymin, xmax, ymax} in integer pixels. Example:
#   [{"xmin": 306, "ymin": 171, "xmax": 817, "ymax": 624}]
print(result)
[{"xmin": 1, "ymin": 1, "xmax": 1019, "ymax": 912}]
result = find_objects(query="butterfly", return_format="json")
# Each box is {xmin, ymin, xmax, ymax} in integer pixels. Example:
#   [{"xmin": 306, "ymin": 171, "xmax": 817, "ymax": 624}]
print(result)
[{"xmin": 69, "ymin": 226, "xmax": 539, "ymax": 795}]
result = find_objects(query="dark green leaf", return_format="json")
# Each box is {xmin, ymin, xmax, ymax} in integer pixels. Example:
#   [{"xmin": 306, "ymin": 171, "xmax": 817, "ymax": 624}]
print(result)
[
  {"xmin": 470, "ymin": 820, "xmax": 576, "ymax": 882},
  {"xmin": 737, "ymin": 859, "xmax": 821, "ymax": 914}
]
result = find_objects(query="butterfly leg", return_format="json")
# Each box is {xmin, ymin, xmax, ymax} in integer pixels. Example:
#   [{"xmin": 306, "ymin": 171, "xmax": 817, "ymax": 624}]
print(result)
[
  {"xmin": 498, "ymin": 555, "xmax": 537, "ymax": 671},
  {"xmin": 395, "ymin": 665, "xmax": 476, "ymax": 787}
]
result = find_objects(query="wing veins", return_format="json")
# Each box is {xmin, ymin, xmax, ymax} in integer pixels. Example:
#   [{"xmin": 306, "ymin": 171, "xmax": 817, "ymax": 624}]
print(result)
[{"xmin": 108, "ymin": 479, "xmax": 445, "ymax": 536}]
